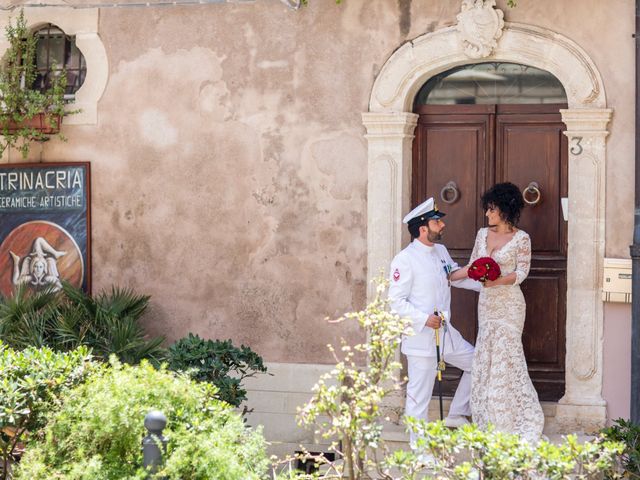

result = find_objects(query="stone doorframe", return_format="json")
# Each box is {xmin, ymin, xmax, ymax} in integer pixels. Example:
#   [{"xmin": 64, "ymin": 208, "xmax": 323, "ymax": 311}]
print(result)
[{"xmin": 362, "ymin": 21, "xmax": 612, "ymax": 432}]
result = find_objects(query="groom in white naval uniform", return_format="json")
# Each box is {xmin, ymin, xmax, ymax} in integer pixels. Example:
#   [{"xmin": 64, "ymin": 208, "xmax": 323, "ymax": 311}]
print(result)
[{"xmin": 389, "ymin": 198, "xmax": 480, "ymax": 444}]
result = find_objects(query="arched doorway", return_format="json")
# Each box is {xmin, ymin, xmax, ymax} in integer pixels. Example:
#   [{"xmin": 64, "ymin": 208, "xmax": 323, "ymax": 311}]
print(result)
[
  {"xmin": 411, "ymin": 62, "xmax": 568, "ymax": 401},
  {"xmin": 362, "ymin": 17, "xmax": 612, "ymax": 432}
]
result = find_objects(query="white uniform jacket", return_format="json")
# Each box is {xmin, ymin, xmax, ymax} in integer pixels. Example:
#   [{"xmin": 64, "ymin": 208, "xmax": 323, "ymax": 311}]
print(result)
[{"xmin": 389, "ymin": 239, "xmax": 481, "ymax": 358}]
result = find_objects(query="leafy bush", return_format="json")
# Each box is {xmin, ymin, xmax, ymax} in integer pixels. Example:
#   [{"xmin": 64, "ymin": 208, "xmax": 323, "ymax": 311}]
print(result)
[
  {"xmin": 295, "ymin": 277, "xmax": 412, "ymax": 480},
  {"xmin": 384, "ymin": 420, "xmax": 624, "ymax": 480},
  {"xmin": 167, "ymin": 333, "xmax": 267, "ymax": 408},
  {"xmin": 13, "ymin": 358, "xmax": 269, "ymax": 480},
  {"xmin": 281, "ymin": 277, "xmax": 625, "ymax": 480},
  {"xmin": 0, "ymin": 344, "xmax": 94, "ymax": 480},
  {"xmin": 601, "ymin": 418, "xmax": 640, "ymax": 478},
  {"xmin": 0, "ymin": 284, "xmax": 166, "ymax": 365},
  {"xmin": 0, "ymin": 10, "xmax": 71, "ymax": 158}
]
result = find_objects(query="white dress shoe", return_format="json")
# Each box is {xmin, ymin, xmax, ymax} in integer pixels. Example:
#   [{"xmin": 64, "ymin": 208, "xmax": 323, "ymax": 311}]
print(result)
[
  {"xmin": 417, "ymin": 453, "xmax": 435, "ymax": 466},
  {"xmin": 443, "ymin": 415, "xmax": 470, "ymax": 428}
]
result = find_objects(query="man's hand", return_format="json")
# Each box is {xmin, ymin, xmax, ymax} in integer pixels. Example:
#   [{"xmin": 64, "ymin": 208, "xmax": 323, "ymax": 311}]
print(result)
[{"xmin": 425, "ymin": 314, "xmax": 442, "ymax": 329}]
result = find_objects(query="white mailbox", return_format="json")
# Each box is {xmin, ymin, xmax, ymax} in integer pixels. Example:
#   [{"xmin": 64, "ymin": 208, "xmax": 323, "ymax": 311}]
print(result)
[{"xmin": 602, "ymin": 258, "xmax": 632, "ymax": 303}]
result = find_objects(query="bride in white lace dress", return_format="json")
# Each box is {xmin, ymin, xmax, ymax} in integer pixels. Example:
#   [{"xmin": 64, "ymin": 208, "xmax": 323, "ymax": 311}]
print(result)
[{"xmin": 450, "ymin": 182, "xmax": 544, "ymax": 442}]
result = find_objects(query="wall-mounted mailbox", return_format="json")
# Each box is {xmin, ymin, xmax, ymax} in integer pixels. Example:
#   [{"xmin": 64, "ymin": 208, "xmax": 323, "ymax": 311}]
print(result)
[{"xmin": 602, "ymin": 258, "xmax": 632, "ymax": 303}]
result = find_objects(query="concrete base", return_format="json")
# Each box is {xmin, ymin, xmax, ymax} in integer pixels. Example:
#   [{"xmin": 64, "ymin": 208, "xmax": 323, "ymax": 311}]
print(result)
[
  {"xmin": 243, "ymin": 362, "xmax": 599, "ymax": 457},
  {"xmin": 554, "ymin": 402, "xmax": 608, "ymax": 434},
  {"xmin": 243, "ymin": 362, "xmax": 336, "ymax": 458}
]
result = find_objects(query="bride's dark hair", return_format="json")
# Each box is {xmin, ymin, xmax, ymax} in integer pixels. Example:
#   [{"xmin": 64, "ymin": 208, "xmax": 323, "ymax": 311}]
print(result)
[{"xmin": 481, "ymin": 182, "xmax": 525, "ymax": 226}]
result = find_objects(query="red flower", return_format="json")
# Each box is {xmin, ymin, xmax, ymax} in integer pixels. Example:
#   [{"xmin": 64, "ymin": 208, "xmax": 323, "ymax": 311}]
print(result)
[
  {"xmin": 486, "ymin": 267, "xmax": 500, "ymax": 281},
  {"xmin": 470, "ymin": 263, "xmax": 488, "ymax": 279},
  {"xmin": 468, "ymin": 257, "xmax": 501, "ymax": 282}
]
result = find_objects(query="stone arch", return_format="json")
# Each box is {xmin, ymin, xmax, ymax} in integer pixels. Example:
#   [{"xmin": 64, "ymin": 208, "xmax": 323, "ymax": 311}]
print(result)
[
  {"xmin": 369, "ymin": 22, "xmax": 605, "ymax": 112},
  {"xmin": 363, "ymin": 20, "xmax": 612, "ymax": 433}
]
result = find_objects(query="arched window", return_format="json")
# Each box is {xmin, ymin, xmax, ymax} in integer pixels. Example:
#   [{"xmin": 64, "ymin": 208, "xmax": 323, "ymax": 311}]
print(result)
[
  {"xmin": 414, "ymin": 62, "xmax": 567, "ymax": 106},
  {"xmin": 33, "ymin": 24, "xmax": 86, "ymax": 99}
]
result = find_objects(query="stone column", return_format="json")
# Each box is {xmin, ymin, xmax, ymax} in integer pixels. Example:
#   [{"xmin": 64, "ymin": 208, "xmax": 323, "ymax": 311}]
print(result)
[
  {"xmin": 361, "ymin": 111, "xmax": 418, "ymax": 424},
  {"xmin": 361, "ymin": 112, "xmax": 418, "ymax": 299},
  {"xmin": 556, "ymin": 108, "xmax": 612, "ymax": 432}
]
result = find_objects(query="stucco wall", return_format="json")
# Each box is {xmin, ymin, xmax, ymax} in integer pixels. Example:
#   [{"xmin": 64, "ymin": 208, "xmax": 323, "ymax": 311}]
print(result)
[
  {"xmin": 8, "ymin": 0, "xmax": 634, "ymax": 364},
  {"xmin": 499, "ymin": 0, "xmax": 635, "ymax": 259},
  {"xmin": 603, "ymin": 303, "xmax": 632, "ymax": 423}
]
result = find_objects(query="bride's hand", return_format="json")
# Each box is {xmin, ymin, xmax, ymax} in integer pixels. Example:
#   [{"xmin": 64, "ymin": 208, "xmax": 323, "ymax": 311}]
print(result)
[{"xmin": 483, "ymin": 279, "xmax": 498, "ymax": 287}]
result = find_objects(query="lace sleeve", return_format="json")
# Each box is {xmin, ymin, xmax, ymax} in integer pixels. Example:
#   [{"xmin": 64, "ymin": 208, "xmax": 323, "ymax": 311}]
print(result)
[
  {"xmin": 468, "ymin": 228, "xmax": 484, "ymax": 265},
  {"xmin": 514, "ymin": 232, "xmax": 531, "ymax": 285}
]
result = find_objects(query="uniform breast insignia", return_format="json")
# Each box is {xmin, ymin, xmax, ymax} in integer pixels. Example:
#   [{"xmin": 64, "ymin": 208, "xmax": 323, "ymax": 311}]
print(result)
[{"xmin": 393, "ymin": 268, "xmax": 400, "ymax": 281}]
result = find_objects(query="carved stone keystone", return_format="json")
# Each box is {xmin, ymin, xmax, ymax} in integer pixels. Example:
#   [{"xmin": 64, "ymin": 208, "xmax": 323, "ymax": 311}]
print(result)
[{"xmin": 456, "ymin": 0, "xmax": 505, "ymax": 59}]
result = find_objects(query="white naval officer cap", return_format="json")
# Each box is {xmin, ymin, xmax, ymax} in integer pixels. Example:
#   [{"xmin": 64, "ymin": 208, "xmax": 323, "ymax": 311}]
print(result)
[{"xmin": 402, "ymin": 197, "xmax": 446, "ymax": 226}]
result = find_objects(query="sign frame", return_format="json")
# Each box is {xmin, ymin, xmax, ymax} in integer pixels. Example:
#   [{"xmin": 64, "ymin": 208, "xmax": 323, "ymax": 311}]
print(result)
[{"xmin": 0, "ymin": 161, "xmax": 92, "ymax": 294}]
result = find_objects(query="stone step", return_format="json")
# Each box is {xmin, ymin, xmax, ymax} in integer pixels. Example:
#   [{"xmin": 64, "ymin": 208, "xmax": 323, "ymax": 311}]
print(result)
[{"xmin": 383, "ymin": 397, "xmax": 556, "ymax": 446}]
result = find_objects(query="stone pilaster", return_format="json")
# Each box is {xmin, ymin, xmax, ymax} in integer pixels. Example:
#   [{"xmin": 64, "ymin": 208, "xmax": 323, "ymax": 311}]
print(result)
[
  {"xmin": 555, "ymin": 108, "xmax": 612, "ymax": 432},
  {"xmin": 361, "ymin": 112, "xmax": 418, "ymax": 299},
  {"xmin": 361, "ymin": 112, "xmax": 419, "ymax": 419}
]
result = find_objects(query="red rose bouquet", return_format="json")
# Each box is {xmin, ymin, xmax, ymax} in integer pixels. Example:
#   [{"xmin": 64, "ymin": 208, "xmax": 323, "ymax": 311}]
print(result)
[{"xmin": 468, "ymin": 257, "xmax": 501, "ymax": 282}]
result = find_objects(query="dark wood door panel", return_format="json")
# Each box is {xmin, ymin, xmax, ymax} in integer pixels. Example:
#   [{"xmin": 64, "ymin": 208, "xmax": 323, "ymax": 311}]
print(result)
[
  {"xmin": 496, "ymin": 104, "xmax": 567, "ymax": 114},
  {"xmin": 497, "ymin": 114, "xmax": 568, "ymax": 255},
  {"xmin": 450, "ymin": 287, "xmax": 479, "ymax": 346},
  {"xmin": 529, "ymin": 374, "xmax": 565, "ymax": 401},
  {"xmin": 413, "ymin": 116, "xmax": 491, "ymax": 252},
  {"xmin": 413, "ymin": 104, "xmax": 568, "ymax": 402},
  {"xmin": 495, "ymin": 110, "xmax": 567, "ymax": 401},
  {"xmin": 416, "ymin": 104, "xmax": 497, "ymax": 115},
  {"xmin": 521, "ymin": 273, "xmax": 566, "ymax": 367}
]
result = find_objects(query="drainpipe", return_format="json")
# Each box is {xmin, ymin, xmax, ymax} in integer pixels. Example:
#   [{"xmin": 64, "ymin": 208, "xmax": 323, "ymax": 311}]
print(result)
[{"xmin": 631, "ymin": 0, "xmax": 640, "ymax": 425}]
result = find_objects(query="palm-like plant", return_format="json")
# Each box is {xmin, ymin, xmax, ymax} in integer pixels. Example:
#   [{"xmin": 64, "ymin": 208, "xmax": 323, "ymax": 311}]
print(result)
[
  {"xmin": 60, "ymin": 283, "xmax": 166, "ymax": 364},
  {"xmin": 0, "ymin": 283, "xmax": 166, "ymax": 365},
  {"xmin": 0, "ymin": 285, "xmax": 59, "ymax": 349}
]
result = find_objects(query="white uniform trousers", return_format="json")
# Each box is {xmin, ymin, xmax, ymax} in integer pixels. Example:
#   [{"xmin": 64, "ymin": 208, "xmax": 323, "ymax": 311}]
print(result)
[{"xmin": 405, "ymin": 338, "xmax": 474, "ymax": 446}]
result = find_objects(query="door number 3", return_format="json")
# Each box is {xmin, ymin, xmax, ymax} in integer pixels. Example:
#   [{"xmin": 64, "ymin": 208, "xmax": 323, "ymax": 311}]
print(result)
[{"xmin": 570, "ymin": 137, "xmax": 583, "ymax": 155}]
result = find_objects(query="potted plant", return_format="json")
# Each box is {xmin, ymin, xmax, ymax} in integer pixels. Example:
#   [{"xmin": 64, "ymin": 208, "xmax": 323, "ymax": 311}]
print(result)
[{"xmin": 0, "ymin": 10, "xmax": 71, "ymax": 158}]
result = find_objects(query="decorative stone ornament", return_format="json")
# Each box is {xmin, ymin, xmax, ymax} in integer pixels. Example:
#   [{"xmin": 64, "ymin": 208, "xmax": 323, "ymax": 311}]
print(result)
[{"xmin": 456, "ymin": 0, "xmax": 505, "ymax": 59}]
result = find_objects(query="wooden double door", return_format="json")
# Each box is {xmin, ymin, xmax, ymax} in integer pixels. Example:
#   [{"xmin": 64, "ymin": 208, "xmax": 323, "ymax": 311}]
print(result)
[{"xmin": 412, "ymin": 104, "xmax": 568, "ymax": 401}]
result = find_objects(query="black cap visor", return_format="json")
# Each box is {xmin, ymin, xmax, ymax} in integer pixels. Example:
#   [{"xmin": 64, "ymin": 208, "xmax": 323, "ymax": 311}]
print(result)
[{"xmin": 407, "ymin": 210, "xmax": 446, "ymax": 226}]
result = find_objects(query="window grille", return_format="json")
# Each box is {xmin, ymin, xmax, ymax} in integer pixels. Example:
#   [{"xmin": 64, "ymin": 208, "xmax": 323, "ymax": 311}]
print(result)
[
  {"xmin": 414, "ymin": 62, "xmax": 567, "ymax": 106},
  {"xmin": 33, "ymin": 24, "xmax": 86, "ymax": 99}
]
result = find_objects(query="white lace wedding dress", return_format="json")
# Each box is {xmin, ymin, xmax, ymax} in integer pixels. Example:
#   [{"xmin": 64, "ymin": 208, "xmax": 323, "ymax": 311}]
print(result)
[{"xmin": 469, "ymin": 227, "xmax": 544, "ymax": 443}]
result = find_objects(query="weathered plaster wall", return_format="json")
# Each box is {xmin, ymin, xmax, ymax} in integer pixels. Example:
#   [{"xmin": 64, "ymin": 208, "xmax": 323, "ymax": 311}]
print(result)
[
  {"xmin": 493, "ymin": 0, "xmax": 635, "ymax": 259},
  {"xmin": 603, "ymin": 303, "xmax": 631, "ymax": 423},
  {"xmin": 15, "ymin": 0, "xmax": 634, "ymax": 364}
]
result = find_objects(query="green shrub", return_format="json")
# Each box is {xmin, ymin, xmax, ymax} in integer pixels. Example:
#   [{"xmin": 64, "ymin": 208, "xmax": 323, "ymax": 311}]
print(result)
[
  {"xmin": 0, "ymin": 344, "xmax": 94, "ymax": 480},
  {"xmin": 384, "ymin": 420, "xmax": 624, "ymax": 480},
  {"xmin": 13, "ymin": 358, "xmax": 269, "ymax": 480},
  {"xmin": 295, "ymin": 277, "xmax": 412, "ymax": 480},
  {"xmin": 0, "ymin": 10, "xmax": 71, "ymax": 158},
  {"xmin": 283, "ymin": 277, "xmax": 625, "ymax": 480},
  {"xmin": 167, "ymin": 333, "xmax": 267, "ymax": 409},
  {"xmin": 59, "ymin": 283, "xmax": 166, "ymax": 364},
  {"xmin": 601, "ymin": 418, "xmax": 640, "ymax": 478},
  {"xmin": 0, "ymin": 285, "xmax": 58, "ymax": 349},
  {"xmin": 0, "ymin": 284, "xmax": 166, "ymax": 365}
]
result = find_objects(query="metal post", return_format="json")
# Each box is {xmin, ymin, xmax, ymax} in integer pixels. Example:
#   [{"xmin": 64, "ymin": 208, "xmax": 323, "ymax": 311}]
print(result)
[
  {"xmin": 632, "ymin": 0, "xmax": 640, "ymax": 425},
  {"xmin": 142, "ymin": 411, "xmax": 167, "ymax": 478}
]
